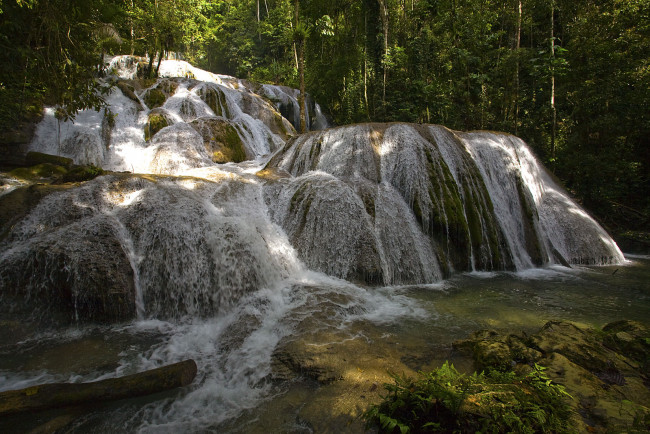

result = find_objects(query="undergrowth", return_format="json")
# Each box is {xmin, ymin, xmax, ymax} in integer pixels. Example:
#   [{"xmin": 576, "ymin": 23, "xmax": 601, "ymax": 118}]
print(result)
[{"xmin": 364, "ymin": 362, "xmax": 572, "ymax": 433}]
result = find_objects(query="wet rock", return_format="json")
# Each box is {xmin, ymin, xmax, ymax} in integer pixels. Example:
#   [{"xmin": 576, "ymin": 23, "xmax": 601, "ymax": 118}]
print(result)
[
  {"xmin": 453, "ymin": 321, "xmax": 650, "ymax": 432},
  {"xmin": 190, "ymin": 117, "xmax": 248, "ymax": 163},
  {"xmin": 144, "ymin": 108, "xmax": 174, "ymax": 141},
  {"xmin": 116, "ymin": 81, "xmax": 142, "ymax": 108},
  {"xmin": 25, "ymin": 152, "xmax": 73, "ymax": 168},
  {"xmin": 0, "ymin": 184, "xmax": 71, "ymax": 242},
  {"xmin": 141, "ymin": 79, "xmax": 179, "ymax": 109},
  {"xmin": 239, "ymin": 90, "xmax": 295, "ymax": 141},
  {"xmin": 0, "ymin": 218, "xmax": 136, "ymax": 323}
]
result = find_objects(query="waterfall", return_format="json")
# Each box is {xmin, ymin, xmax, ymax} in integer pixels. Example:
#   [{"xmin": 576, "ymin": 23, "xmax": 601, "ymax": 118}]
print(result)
[
  {"xmin": 265, "ymin": 123, "xmax": 623, "ymax": 283},
  {"xmin": 5, "ymin": 58, "xmax": 624, "ymax": 323}
]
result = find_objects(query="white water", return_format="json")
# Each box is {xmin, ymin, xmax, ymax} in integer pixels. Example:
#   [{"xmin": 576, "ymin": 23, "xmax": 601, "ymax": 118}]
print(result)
[{"xmin": 2, "ymin": 57, "xmax": 628, "ymax": 432}]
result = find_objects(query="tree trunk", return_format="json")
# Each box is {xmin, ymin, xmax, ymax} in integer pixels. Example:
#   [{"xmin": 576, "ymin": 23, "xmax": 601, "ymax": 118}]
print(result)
[
  {"xmin": 295, "ymin": 0, "xmax": 306, "ymax": 133},
  {"xmin": 0, "ymin": 360, "xmax": 197, "ymax": 416},
  {"xmin": 154, "ymin": 46, "xmax": 164, "ymax": 78},
  {"xmin": 550, "ymin": 0, "xmax": 556, "ymax": 167},
  {"xmin": 146, "ymin": 50, "xmax": 155, "ymax": 78},
  {"xmin": 378, "ymin": 0, "xmax": 389, "ymax": 109},
  {"xmin": 515, "ymin": 0, "xmax": 522, "ymax": 135}
]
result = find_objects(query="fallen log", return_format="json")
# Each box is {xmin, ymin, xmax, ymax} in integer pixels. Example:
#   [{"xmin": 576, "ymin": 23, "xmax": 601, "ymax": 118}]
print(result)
[{"xmin": 0, "ymin": 359, "xmax": 197, "ymax": 417}]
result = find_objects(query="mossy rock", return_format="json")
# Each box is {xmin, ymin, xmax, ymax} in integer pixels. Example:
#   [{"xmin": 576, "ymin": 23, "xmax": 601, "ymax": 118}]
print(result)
[
  {"xmin": 25, "ymin": 152, "xmax": 72, "ymax": 168},
  {"xmin": 602, "ymin": 320, "xmax": 650, "ymax": 374},
  {"xmin": 190, "ymin": 118, "xmax": 248, "ymax": 163},
  {"xmin": 142, "ymin": 88, "xmax": 167, "ymax": 109},
  {"xmin": 9, "ymin": 163, "xmax": 68, "ymax": 182},
  {"xmin": 453, "ymin": 321, "xmax": 650, "ymax": 432},
  {"xmin": 197, "ymin": 85, "xmax": 231, "ymax": 119},
  {"xmin": 116, "ymin": 81, "xmax": 138, "ymax": 102},
  {"xmin": 453, "ymin": 329, "xmax": 542, "ymax": 372},
  {"xmin": 116, "ymin": 81, "xmax": 142, "ymax": 109},
  {"xmin": 59, "ymin": 165, "xmax": 104, "ymax": 183},
  {"xmin": 144, "ymin": 110, "xmax": 171, "ymax": 141}
]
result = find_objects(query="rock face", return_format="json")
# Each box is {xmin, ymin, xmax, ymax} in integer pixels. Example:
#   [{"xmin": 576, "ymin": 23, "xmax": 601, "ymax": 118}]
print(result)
[{"xmin": 453, "ymin": 320, "xmax": 650, "ymax": 432}]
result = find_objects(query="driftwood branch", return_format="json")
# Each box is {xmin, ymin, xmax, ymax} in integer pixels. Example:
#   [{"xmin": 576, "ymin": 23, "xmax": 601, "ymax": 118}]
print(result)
[{"xmin": 0, "ymin": 359, "xmax": 197, "ymax": 417}]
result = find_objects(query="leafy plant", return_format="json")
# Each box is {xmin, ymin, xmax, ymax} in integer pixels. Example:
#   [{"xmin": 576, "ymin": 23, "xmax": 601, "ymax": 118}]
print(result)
[{"xmin": 364, "ymin": 362, "xmax": 572, "ymax": 433}]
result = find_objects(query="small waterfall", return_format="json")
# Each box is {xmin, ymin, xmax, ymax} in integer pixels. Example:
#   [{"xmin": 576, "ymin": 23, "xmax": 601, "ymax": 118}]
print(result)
[
  {"xmin": 0, "ymin": 172, "xmax": 303, "ymax": 321},
  {"xmin": 260, "ymin": 84, "xmax": 330, "ymax": 131},
  {"xmin": 29, "ymin": 57, "xmax": 298, "ymax": 176}
]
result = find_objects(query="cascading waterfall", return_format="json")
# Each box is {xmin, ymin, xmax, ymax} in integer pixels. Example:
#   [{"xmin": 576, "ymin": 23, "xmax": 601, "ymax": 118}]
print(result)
[
  {"xmin": 0, "ymin": 55, "xmax": 628, "ymax": 433},
  {"xmin": 264, "ymin": 123, "xmax": 623, "ymax": 284}
]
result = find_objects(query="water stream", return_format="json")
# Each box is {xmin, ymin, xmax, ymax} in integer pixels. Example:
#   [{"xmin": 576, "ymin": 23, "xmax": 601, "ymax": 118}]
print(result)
[{"xmin": 0, "ymin": 258, "xmax": 648, "ymax": 432}]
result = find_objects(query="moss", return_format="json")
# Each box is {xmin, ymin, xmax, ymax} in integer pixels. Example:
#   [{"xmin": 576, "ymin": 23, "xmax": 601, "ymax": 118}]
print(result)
[
  {"xmin": 211, "ymin": 123, "xmax": 246, "ymax": 163},
  {"xmin": 9, "ymin": 163, "xmax": 68, "ymax": 181},
  {"xmin": 144, "ymin": 113, "xmax": 169, "ymax": 141},
  {"xmin": 60, "ymin": 165, "xmax": 104, "ymax": 183},
  {"xmin": 25, "ymin": 152, "xmax": 72, "ymax": 168},
  {"xmin": 221, "ymin": 126, "xmax": 246, "ymax": 163},
  {"xmin": 308, "ymin": 139, "xmax": 322, "ymax": 170},
  {"xmin": 423, "ymin": 147, "xmax": 471, "ymax": 270},
  {"xmin": 199, "ymin": 87, "xmax": 231, "ymax": 119},
  {"xmin": 515, "ymin": 176, "xmax": 543, "ymax": 265},
  {"xmin": 142, "ymin": 88, "xmax": 167, "ymax": 109}
]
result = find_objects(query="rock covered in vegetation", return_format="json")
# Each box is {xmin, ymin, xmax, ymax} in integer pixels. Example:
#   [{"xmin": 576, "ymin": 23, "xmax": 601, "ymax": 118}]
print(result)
[
  {"xmin": 190, "ymin": 117, "xmax": 248, "ymax": 163},
  {"xmin": 453, "ymin": 320, "xmax": 650, "ymax": 432},
  {"xmin": 141, "ymin": 79, "xmax": 178, "ymax": 109},
  {"xmin": 25, "ymin": 152, "xmax": 73, "ymax": 168},
  {"xmin": 144, "ymin": 108, "xmax": 174, "ymax": 141}
]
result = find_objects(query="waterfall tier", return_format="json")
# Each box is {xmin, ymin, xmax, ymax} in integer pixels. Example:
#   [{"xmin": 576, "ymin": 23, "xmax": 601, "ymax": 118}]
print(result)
[{"xmin": 265, "ymin": 123, "xmax": 624, "ymax": 281}]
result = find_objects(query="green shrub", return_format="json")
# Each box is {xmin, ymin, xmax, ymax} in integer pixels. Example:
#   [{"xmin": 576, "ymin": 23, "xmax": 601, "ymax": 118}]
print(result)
[{"xmin": 364, "ymin": 362, "xmax": 572, "ymax": 433}]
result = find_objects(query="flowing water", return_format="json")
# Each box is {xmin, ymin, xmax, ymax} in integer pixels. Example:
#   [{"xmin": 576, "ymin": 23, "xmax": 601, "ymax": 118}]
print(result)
[
  {"xmin": 0, "ymin": 57, "xmax": 643, "ymax": 432},
  {"xmin": 0, "ymin": 258, "xmax": 648, "ymax": 432}
]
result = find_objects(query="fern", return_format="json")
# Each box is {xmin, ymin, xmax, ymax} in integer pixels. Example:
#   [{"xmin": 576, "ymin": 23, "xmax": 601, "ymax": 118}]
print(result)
[{"xmin": 363, "ymin": 362, "xmax": 573, "ymax": 433}]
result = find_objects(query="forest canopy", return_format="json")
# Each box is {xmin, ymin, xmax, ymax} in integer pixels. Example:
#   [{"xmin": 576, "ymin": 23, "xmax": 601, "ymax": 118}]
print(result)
[{"xmin": 0, "ymin": 0, "xmax": 648, "ymax": 232}]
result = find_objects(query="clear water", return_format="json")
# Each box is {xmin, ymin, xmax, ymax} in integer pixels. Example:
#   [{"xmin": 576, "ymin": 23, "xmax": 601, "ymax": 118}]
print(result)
[{"xmin": 0, "ymin": 257, "xmax": 647, "ymax": 433}]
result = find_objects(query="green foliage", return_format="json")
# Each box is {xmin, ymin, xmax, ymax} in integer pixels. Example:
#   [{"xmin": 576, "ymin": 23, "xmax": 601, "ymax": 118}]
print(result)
[{"xmin": 364, "ymin": 362, "xmax": 572, "ymax": 433}]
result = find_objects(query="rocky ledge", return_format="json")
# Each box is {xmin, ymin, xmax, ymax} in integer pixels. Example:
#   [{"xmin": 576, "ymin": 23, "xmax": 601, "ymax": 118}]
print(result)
[{"xmin": 453, "ymin": 320, "xmax": 650, "ymax": 432}]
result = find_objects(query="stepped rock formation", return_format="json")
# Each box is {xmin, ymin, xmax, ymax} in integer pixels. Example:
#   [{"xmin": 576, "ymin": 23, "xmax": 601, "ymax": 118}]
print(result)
[{"xmin": 0, "ymin": 58, "xmax": 624, "ymax": 323}]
